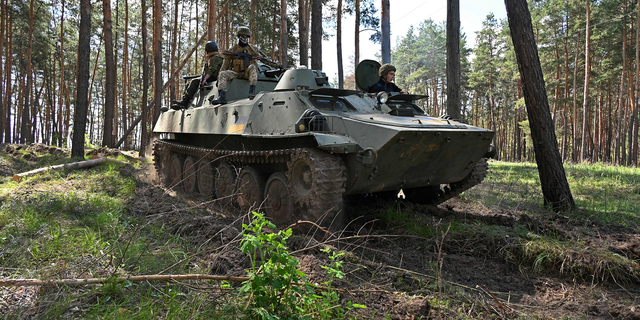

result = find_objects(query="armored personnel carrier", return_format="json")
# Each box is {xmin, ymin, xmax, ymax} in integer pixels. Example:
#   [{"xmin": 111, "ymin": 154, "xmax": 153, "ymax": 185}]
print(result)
[{"xmin": 152, "ymin": 60, "xmax": 495, "ymax": 228}]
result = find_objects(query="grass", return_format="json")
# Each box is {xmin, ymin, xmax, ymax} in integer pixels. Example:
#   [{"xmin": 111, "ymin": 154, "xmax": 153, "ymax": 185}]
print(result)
[
  {"xmin": 471, "ymin": 161, "xmax": 640, "ymax": 226},
  {"xmin": 2, "ymin": 148, "xmax": 640, "ymax": 319},
  {"xmin": 0, "ymin": 151, "xmax": 227, "ymax": 319}
]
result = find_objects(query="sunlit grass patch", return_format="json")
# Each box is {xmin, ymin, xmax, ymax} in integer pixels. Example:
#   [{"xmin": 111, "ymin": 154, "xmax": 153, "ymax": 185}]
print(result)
[
  {"xmin": 466, "ymin": 160, "xmax": 640, "ymax": 226},
  {"xmin": 514, "ymin": 233, "xmax": 640, "ymax": 283},
  {"xmin": 0, "ymin": 164, "xmax": 136, "ymax": 273}
]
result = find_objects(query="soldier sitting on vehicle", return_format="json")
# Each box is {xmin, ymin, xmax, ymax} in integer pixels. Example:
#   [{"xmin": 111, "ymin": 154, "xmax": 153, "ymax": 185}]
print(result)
[
  {"xmin": 210, "ymin": 26, "xmax": 281, "ymax": 105},
  {"xmin": 167, "ymin": 40, "xmax": 223, "ymax": 110},
  {"xmin": 368, "ymin": 64, "xmax": 408, "ymax": 94}
]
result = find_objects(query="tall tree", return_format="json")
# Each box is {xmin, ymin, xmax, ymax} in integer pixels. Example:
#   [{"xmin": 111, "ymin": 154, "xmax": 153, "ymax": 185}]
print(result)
[
  {"xmin": 72, "ymin": 0, "xmax": 91, "ymax": 157},
  {"xmin": 504, "ymin": 0, "xmax": 576, "ymax": 212},
  {"xmin": 153, "ymin": 0, "xmax": 162, "ymax": 123},
  {"xmin": 139, "ymin": 0, "xmax": 149, "ymax": 157},
  {"xmin": 102, "ymin": 0, "xmax": 116, "ymax": 147},
  {"xmin": 169, "ymin": 0, "xmax": 178, "ymax": 102},
  {"xmin": 280, "ymin": 0, "xmax": 288, "ymax": 68},
  {"xmin": 122, "ymin": 0, "xmax": 130, "ymax": 149},
  {"xmin": 337, "ymin": 0, "xmax": 344, "ymax": 88},
  {"xmin": 208, "ymin": 0, "xmax": 216, "ymax": 40},
  {"xmin": 310, "ymin": 0, "xmax": 322, "ymax": 70},
  {"xmin": 21, "ymin": 0, "xmax": 35, "ymax": 144},
  {"xmin": 633, "ymin": 0, "xmax": 640, "ymax": 165},
  {"xmin": 57, "ymin": 0, "xmax": 65, "ymax": 147},
  {"xmin": 446, "ymin": 0, "xmax": 461, "ymax": 119},
  {"xmin": 580, "ymin": 0, "xmax": 591, "ymax": 161},
  {"xmin": 0, "ymin": 0, "xmax": 5, "ymax": 142},
  {"xmin": 298, "ymin": 0, "xmax": 309, "ymax": 66},
  {"xmin": 354, "ymin": 0, "xmax": 360, "ymax": 69},
  {"xmin": 381, "ymin": 0, "xmax": 390, "ymax": 63},
  {"xmin": 4, "ymin": 16, "xmax": 11, "ymax": 142}
]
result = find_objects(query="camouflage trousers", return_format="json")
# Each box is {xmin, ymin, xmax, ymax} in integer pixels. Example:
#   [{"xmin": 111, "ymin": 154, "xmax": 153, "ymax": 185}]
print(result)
[{"xmin": 217, "ymin": 65, "xmax": 258, "ymax": 91}]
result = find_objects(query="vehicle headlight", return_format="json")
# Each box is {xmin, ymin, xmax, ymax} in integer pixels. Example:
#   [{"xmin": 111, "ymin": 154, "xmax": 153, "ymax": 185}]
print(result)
[{"xmin": 377, "ymin": 92, "xmax": 389, "ymax": 104}]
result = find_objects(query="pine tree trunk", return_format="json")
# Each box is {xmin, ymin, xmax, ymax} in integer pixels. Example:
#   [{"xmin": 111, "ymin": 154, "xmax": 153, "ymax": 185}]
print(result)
[
  {"xmin": 57, "ymin": 0, "xmax": 65, "ymax": 147},
  {"xmin": 0, "ymin": 0, "xmax": 5, "ymax": 143},
  {"xmin": 22, "ymin": 0, "xmax": 35, "ymax": 144},
  {"xmin": 170, "ymin": 0, "xmax": 178, "ymax": 103},
  {"xmin": 381, "ymin": 0, "xmax": 390, "ymax": 64},
  {"xmin": 298, "ymin": 0, "xmax": 308, "ymax": 67},
  {"xmin": 121, "ymin": 0, "xmax": 130, "ymax": 149},
  {"xmin": 72, "ymin": 0, "xmax": 91, "ymax": 157},
  {"xmin": 580, "ymin": 0, "xmax": 591, "ymax": 162},
  {"xmin": 138, "ymin": 0, "xmax": 150, "ymax": 157},
  {"xmin": 280, "ymin": 0, "xmax": 288, "ymax": 68},
  {"xmin": 153, "ymin": 0, "xmax": 162, "ymax": 124},
  {"xmin": 208, "ymin": 0, "xmax": 216, "ymax": 40},
  {"xmin": 250, "ymin": 0, "xmax": 256, "ymax": 45},
  {"xmin": 606, "ymin": 81, "xmax": 612, "ymax": 161},
  {"xmin": 102, "ymin": 0, "xmax": 116, "ymax": 147},
  {"xmin": 271, "ymin": 10, "xmax": 277, "ymax": 60},
  {"xmin": 446, "ymin": 0, "xmax": 461, "ymax": 119},
  {"xmin": 617, "ymin": 10, "xmax": 628, "ymax": 165},
  {"xmin": 354, "ymin": 0, "xmax": 360, "ymax": 70},
  {"xmin": 571, "ymin": 34, "xmax": 580, "ymax": 162},
  {"xmin": 337, "ymin": 0, "xmax": 343, "ymax": 89},
  {"xmin": 310, "ymin": 0, "xmax": 322, "ymax": 70},
  {"xmin": 505, "ymin": 0, "xmax": 576, "ymax": 212},
  {"xmin": 562, "ymin": 24, "xmax": 570, "ymax": 161},
  {"xmin": 4, "ymin": 18, "xmax": 11, "ymax": 142},
  {"xmin": 633, "ymin": 0, "xmax": 640, "ymax": 165}
]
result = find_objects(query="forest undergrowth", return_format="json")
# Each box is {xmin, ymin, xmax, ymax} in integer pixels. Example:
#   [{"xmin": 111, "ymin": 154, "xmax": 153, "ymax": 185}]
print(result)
[{"xmin": 0, "ymin": 143, "xmax": 639, "ymax": 319}]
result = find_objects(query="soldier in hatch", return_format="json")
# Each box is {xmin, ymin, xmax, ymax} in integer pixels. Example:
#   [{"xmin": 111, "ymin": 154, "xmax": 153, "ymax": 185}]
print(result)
[
  {"xmin": 210, "ymin": 26, "xmax": 280, "ymax": 105},
  {"xmin": 368, "ymin": 64, "xmax": 408, "ymax": 94},
  {"xmin": 168, "ymin": 40, "xmax": 223, "ymax": 110}
]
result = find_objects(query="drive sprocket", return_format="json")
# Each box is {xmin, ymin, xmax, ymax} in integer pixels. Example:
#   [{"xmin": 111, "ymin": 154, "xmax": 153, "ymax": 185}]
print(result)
[{"xmin": 286, "ymin": 148, "xmax": 346, "ymax": 224}]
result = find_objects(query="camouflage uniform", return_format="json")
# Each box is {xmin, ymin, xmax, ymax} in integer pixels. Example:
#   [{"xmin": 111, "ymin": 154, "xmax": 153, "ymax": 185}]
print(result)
[
  {"xmin": 217, "ymin": 43, "xmax": 262, "ymax": 91},
  {"xmin": 204, "ymin": 52, "xmax": 223, "ymax": 81},
  {"xmin": 211, "ymin": 26, "xmax": 280, "ymax": 104}
]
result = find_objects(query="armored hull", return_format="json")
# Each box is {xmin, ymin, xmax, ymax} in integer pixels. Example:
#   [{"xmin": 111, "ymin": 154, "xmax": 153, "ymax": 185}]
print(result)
[{"xmin": 153, "ymin": 62, "xmax": 495, "ymax": 228}]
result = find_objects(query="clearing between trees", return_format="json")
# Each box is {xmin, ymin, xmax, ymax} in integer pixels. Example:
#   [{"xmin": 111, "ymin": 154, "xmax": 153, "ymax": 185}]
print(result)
[{"xmin": 0, "ymin": 143, "xmax": 639, "ymax": 319}]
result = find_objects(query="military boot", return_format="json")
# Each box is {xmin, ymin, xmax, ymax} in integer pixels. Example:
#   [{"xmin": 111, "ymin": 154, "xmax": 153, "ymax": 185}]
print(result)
[
  {"xmin": 248, "ymin": 85, "xmax": 256, "ymax": 100},
  {"xmin": 170, "ymin": 96, "xmax": 190, "ymax": 110},
  {"xmin": 210, "ymin": 90, "xmax": 227, "ymax": 105}
]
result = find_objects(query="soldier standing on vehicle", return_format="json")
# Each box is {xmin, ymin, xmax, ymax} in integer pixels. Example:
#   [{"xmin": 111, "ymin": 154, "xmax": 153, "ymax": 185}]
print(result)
[
  {"xmin": 169, "ymin": 40, "xmax": 223, "ymax": 110},
  {"xmin": 210, "ymin": 26, "xmax": 280, "ymax": 105},
  {"xmin": 368, "ymin": 64, "xmax": 408, "ymax": 94}
]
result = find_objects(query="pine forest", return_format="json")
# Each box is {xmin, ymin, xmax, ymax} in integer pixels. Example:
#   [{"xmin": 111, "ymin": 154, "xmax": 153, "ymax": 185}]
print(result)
[{"xmin": 0, "ymin": 0, "xmax": 639, "ymax": 166}]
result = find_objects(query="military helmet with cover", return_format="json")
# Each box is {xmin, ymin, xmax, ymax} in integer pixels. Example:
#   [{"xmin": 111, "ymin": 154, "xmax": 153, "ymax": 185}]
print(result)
[
  {"xmin": 379, "ymin": 64, "xmax": 396, "ymax": 78},
  {"xmin": 205, "ymin": 40, "xmax": 219, "ymax": 53},
  {"xmin": 237, "ymin": 26, "xmax": 252, "ymax": 38}
]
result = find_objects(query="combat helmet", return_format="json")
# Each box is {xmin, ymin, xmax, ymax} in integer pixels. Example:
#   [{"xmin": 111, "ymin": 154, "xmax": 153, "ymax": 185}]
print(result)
[
  {"xmin": 379, "ymin": 64, "xmax": 396, "ymax": 78},
  {"xmin": 205, "ymin": 40, "xmax": 219, "ymax": 53},
  {"xmin": 237, "ymin": 26, "xmax": 252, "ymax": 38}
]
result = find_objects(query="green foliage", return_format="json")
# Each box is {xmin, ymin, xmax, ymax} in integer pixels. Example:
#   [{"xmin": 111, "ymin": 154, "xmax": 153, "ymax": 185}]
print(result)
[
  {"xmin": 239, "ymin": 212, "xmax": 365, "ymax": 319},
  {"xmin": 240, "ymin": 212, "xmax": 315, "ymax": 319}
]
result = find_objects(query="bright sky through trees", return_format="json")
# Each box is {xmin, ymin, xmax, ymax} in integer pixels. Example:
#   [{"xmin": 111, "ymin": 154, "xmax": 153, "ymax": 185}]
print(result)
[{"xmin": 322, "ymin": 0, "xmax": 508, "ymax": 79}]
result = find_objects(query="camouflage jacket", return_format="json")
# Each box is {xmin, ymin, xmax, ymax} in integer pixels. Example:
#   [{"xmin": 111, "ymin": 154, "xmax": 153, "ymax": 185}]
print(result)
[
  {"xmin": 221, "ymin": 44, "xmax": 277, "ymax": 73},
  {"xmin": 203, "ymin": 52, "xmax": 223, "ymax": 81}
]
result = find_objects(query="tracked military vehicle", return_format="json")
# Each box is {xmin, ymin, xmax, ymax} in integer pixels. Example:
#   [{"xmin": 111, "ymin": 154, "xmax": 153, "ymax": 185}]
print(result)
[{"xmin": 152, "ymin": 60, "xmax": 495, "ymax": 228}]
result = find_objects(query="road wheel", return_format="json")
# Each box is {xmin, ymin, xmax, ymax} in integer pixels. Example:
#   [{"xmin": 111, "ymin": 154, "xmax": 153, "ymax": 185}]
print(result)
[
  {"xmin": 182, "ymin": 156, "xmax": 198, "ymax": 193},
  {"xmin": 235, "ymin": 167, "xmax": 265, "ymax": 212},
  {"xmin": 197, "ymin": 161, "xmax": 216, "ymax": 197},
  {"xmin": 168, "ymin": 154, "xmax": 185, "ymax": 189},
  {"xmin": 215, "ymin": 162, "xmax": 236, "ymax": 204},
  {"xmin": 264, "ymin": 172, "xmax": 295, "ymax": 227}
]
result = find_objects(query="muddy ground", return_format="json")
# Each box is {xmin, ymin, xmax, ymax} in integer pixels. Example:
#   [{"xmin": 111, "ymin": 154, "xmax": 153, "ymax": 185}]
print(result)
[{"xmin": 2, "ymin": 143, "xmax": 640, "ymax": 319}]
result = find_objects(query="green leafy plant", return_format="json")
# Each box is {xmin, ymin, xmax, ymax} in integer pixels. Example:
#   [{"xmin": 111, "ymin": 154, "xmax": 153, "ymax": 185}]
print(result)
[
  {"xmin": 315, "ymin": 248, "xmax": 366, "ymax": 318},
  {"xmin": 239, "ymin": 212, "xmax": 315, "ymax": 319}
]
